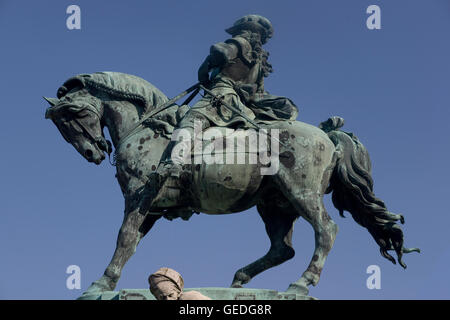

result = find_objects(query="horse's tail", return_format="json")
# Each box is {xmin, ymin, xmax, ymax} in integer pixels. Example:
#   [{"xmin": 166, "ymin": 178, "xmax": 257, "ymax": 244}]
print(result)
[{"xmin": 320, "ymin": 117, "xmax": 419, "ymax": 268}]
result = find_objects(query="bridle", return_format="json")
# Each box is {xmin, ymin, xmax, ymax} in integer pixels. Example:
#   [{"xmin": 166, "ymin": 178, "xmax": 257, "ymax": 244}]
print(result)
[
  {"xmin": 52, "ymin": 82, "xmax": 200, "ymax": 167},
  {"xmin": 110, "ymin": 82, "xmax": 201, "ymax": 165},
  {"xmin": 74, "ymin": 115, "xmax": 112, "ymax": 154},
  {"xmin": 77, "ymin": 106, "xmax": 112, "ymax": 157},
  {"xmin": 57, "ymin": 103, "xmax": 113, "ymax": 161}
]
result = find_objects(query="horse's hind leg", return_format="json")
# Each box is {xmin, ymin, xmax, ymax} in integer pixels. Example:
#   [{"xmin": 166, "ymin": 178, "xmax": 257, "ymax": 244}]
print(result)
[
  {"xmin": 272, "ymin": 135, "xmax": 338, "ymax": 295},
  {"xmin": 231, "ymin": 197, "xmax": 297, "ymax": 288},
  {"xmin": 83, "ymin": 204, "xmax": 161, "ymax": 294},
  {"xmin": 273, "ymin": 175, "xmax": 338, "ymax": 295},
  {"xmin": 284, "ymin": 193, "xmax": 338, "ymax": 295}
]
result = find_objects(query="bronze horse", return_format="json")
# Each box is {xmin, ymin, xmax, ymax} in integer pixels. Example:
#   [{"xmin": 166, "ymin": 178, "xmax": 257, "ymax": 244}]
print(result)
[{"xmin": 44, "ymin": 72, "xmax": 419, "ymax": 296}]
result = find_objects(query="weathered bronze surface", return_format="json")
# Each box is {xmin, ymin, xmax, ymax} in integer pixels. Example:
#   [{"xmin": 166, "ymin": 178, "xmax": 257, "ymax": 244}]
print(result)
[{"xmin": 44, "ymin": 15, "xmax": 419, "ymax": 299}]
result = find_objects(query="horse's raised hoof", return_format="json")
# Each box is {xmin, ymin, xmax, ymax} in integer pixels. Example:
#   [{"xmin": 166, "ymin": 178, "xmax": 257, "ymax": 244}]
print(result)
[{"xmin": 285, "ymin": 282, "xmax": 309, "ymax": 296}]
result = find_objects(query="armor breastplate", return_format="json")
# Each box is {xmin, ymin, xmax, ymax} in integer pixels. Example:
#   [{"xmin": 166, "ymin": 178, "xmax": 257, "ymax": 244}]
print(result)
[
  {"xmin": 218, "ymin": 36, "xmax": 262, "ymax": 86},
  {"xmin": 220, "ymin": 57, "xmax": 261, "ymax": 84}
]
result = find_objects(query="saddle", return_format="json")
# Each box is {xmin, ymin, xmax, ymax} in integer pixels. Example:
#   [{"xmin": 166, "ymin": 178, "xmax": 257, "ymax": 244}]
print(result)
[
  {"xmin": 141, "ymin": 126, "xmax": 271, "ymax": 219},
  {"xmin": 191, "ymin": 126, "xmax": 271, "ymax": 164}
]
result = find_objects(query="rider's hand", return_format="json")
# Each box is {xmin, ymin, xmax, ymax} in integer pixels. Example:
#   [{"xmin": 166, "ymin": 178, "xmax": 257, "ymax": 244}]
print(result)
[{"xmin": 198, "ymin": 71, "xmax": 211, "ymax": 87}]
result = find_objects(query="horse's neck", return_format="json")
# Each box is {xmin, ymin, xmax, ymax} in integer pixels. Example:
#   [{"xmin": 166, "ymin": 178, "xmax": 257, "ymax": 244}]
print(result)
[
  {"xmin": 102, "ymin": 99, "xmax": 171, "ymax": 173},
  {"xmin": 102, "ymin": 100, "xmax": 143, "ymax": 147}
]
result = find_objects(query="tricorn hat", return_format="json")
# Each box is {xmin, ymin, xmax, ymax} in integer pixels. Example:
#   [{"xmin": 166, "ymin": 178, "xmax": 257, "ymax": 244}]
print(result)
[{"xmin": 225, "ymin": 14, "xmax": 273, "ymax": 44}]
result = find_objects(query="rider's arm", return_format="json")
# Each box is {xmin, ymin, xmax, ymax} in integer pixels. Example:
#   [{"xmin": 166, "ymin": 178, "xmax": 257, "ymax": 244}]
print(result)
[
  {"xmin": 209, "ymin": 42, "xmax": 238, "ymax": 67},
  {"xmin": 197, "ymin": 42, "xmax": 239, "ymax": 84},
  {"xmin": 197, "ymin": 56, "xmax": 212, "ymax": 85}
]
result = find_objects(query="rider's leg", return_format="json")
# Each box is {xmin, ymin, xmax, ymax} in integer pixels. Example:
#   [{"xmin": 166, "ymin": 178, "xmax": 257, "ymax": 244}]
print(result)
[
  {"xmin": 160, "ymin": 111, "xmax": 211, "ymax": 172},
  {"xmin": 150, "ymin": 111, "xmax": 211, "ymax": 207}
]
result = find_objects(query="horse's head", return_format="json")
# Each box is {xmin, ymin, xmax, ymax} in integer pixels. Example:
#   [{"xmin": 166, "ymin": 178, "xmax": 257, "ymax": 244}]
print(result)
[{"xmin": 44, "ymin": 88, "xmax": 111, "ymax": 164}]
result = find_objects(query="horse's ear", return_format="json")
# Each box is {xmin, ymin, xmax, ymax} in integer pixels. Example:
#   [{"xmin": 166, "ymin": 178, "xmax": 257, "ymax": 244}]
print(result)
[{"xmin": 43, "ymin": 97, "xmax": 59, "ymax": 107}]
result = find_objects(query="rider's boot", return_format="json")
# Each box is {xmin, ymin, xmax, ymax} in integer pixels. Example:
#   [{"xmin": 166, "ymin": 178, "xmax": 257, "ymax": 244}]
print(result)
[
  {"xmin": 150, "ymin": 161, "xmax": 184, "ymax": 207},
  {"xmin": 150, "ymin": 135, "xmax": 194, "ymax": 208}
]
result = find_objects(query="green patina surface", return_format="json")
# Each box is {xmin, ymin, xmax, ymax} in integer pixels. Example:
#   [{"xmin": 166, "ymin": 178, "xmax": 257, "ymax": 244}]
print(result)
[
  {"xmin": 45, "ymin": 14, "xmax": 419, "ymax": 300},
  {"xmin": 78, "ymin": 288, "xmax": 316, "ymax": 301}
]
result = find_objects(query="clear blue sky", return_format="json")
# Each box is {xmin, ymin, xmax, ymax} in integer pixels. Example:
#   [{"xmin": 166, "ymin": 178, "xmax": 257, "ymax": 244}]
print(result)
[{"xmin": 0, "ymin": 0, "xmax": 448, "ymax": 299}]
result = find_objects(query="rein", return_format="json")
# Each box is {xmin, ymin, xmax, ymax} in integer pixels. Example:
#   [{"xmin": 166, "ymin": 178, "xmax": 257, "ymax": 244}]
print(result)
[
  {"xmin": 71, "ymin": 108, "xmax": 114, "ymax": 163},
  {"xmin": 111, "ymin": 82, "xmax": 200, "ymax": 166}
]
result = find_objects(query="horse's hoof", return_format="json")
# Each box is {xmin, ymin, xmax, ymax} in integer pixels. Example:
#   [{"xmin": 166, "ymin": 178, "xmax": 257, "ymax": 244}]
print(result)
[
  {"xmin": 286, "ymin": 282, "xmax": 309, "ymax": 296},
  {"xmin": 231, "ymin": 271, "xmax": 251, "ymax": 288},
  {"xmin": 82, "ymin": 278, "xmax": 113, "ymax": 295}
]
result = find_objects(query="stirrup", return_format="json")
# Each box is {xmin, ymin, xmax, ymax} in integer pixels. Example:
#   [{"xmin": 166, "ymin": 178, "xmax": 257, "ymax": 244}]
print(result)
[{"xmin": 151, "ymin": 176, "xmax": 181, "ymax": 207}]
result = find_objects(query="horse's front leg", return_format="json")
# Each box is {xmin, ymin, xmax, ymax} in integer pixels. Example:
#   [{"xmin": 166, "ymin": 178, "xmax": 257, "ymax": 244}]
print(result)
[{"xmin": 83, "ymin": 209, "xmax": 161, "ymax": 294}]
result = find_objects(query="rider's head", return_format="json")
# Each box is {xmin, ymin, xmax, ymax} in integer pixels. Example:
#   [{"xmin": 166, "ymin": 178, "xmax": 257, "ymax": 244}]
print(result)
[
  {"xmin": 225, "ymin": 14, "xmax": 273, "ymax": 45},
  {"xmin": 149, "ymin": 267, "xmax": 184, "ymax": 300}
]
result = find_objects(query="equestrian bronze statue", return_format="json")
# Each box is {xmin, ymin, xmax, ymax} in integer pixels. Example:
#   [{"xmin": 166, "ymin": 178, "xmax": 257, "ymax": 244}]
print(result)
[{"xmin": 44, "ymin": 15, "xmax": 419, "ymax": 297}]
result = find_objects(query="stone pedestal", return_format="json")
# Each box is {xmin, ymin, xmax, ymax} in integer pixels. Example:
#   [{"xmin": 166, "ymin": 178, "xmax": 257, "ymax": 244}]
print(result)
[{"xmin": 78, "ymin": 287, "xmax": 316, "ymax": 300}]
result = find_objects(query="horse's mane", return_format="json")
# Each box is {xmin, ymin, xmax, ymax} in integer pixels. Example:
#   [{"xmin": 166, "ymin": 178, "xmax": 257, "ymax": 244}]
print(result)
[
  {"xmin": 55, "ymin": 71, "xmax": 188, "ymax": 138},
  {"xmin": 56, "ymin": 72, "xmax": 169, "ymax": 113}
]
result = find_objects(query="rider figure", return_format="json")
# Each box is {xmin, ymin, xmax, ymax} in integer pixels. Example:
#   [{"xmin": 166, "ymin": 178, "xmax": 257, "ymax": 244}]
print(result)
[{"xmin": 149, "ymin": 15, "xmax": 298, "ymax": 207}]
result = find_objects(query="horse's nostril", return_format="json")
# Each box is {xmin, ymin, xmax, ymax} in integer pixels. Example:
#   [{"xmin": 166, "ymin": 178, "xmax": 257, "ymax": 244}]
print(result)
[{"xmin": 85, "ymin": 149, "xmax": 93, "ymax": 159}]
